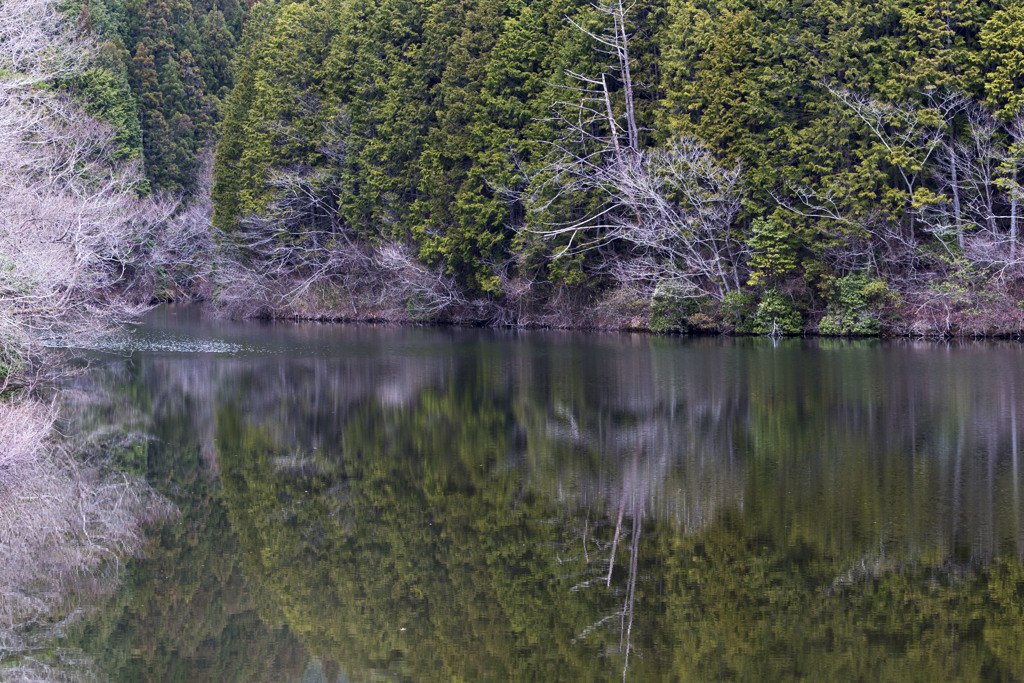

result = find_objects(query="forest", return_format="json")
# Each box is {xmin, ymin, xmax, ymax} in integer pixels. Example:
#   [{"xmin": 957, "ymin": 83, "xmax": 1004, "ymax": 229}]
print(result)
[
  {"xmin": 211, "ymin": 0, "xmax": 1024, "ymax": 336},
  {"xmin": 6, "ymin": 0, "xmax": 1024, "ymax": 370}
]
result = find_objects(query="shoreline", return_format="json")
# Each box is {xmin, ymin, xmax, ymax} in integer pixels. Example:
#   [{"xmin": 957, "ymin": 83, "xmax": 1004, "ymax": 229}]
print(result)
[{"xmin": 197, "ymin": 283, "xmax": 1024, "ymax": 341}]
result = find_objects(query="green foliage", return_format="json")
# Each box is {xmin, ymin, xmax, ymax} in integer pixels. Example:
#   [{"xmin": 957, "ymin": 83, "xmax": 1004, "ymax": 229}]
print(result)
[
  {"xmin": 979, "ymin": 3, "xmax": 1024, "ymax": 121},
  {"xmin": 107, "ymin": 0, "xmax": 243, "ymax": 192},
  {"xmin": 719, "ymin": 290, "xmax": 757, "ymax": 334},
  {"xmin": 59, "ymin": 0, "xmax": 238, "ymax": 193},
  {"xmin": 818, "ymin": 273, "xmax": 893, "ymax": 336},
  {"xmin": 751, "ymin": 288, "xmax": 803, "ymax": 336},
  {"xmin": 546, "ymin": 253, "xmax": 588, "ymax": 287},
  {"xmin": 214, "ymin": 0, "xmax": 662, "ymax": 290},
  {"xmin": 928, "ymin": 260, "xmax": 994, "ymax": 313},
  {"xmin": 198, "ymin": 9, "xmax": 235, "ymax": 99},
  {"xmin": 206, "ymin": 0, "xmax": 1024, "ymax": 325},
  {"xmin": 62, "ymin": 58, "xmax": 144, "ymax": 161},
  {"xmin": 747, "ymin": 215, "xmax": 803, "ymax": 288},
  {"xmin": 0, "ymin": 337, "xmax": 26, "ymax": 383}
]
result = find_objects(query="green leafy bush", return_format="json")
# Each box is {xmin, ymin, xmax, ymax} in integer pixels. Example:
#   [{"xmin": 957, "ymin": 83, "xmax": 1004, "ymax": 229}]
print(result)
[
  {"xmin": 649, "ymin": 285, "xmax": 709, "ymax": 333},
  {"xmin": 720, "ymin": 291, "xmax": 758, "ymax": 334},
  {"xmin": 818, "ymin": 274, "xmax": 893, "ymax": 336},
  {"xmin": 747, "ymin": 215, "xmax": 802, "ymax": 287},
  {"xmin": 0, "ymin": 334, "xmax": 26, "ymax": 385},
  {"xmin": 751, "ymin": 289, "xmax": 803, "ymax": 336}
]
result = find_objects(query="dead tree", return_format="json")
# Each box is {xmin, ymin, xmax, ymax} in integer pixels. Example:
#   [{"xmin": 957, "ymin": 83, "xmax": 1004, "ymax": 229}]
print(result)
[
  {"xmin": 607, "ymin": 138, "xmax": 747, "ymax": 299},
  {"xmin": 374, "ymin": 242, "xmax": 470, "ymax": 319},
  {"xmin": 529, "ymin": 0, "xmax": 644, "ymax": 257},
  {"xmin": 526, "ymin": 2, "xmax": 748, "ymax": 300},
  {"xmin": 925, "ymin": 101, "xmax": 1002, "ymax": 249},
  {"xmin": 920, "ymin": 100, "xmax": 1024, "ymax": 273},
  {"xmin": 0, "ymin": 0, "xmax": 87, "ymax": 87}
]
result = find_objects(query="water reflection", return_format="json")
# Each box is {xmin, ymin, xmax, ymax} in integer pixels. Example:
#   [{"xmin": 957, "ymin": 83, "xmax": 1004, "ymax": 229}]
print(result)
[{"xmin": 61, "ymin": 312, "xmax": 1024, "ymax": 680}]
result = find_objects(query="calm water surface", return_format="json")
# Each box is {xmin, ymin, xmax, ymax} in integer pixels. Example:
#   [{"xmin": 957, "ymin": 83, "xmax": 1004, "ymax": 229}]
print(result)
[{"xmin": 61, "ymin": 307, "xmax": 1024, "ymax": 681}]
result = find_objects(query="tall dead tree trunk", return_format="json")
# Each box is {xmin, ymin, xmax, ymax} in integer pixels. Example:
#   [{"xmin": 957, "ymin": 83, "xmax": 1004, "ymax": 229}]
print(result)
[
  {"xmin": 526, "ymin": 2, "xmax": 748, "ymax": 300},
  {"xmin": 949, "ymin": 142, "xmax": 964, "ymax": 249}
]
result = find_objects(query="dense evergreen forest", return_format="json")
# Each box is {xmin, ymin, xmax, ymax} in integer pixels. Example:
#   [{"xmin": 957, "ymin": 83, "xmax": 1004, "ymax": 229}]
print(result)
[
  {"xmin": 68, "ymin": 0, "xmax": 244, "ymax": 193},
  {"xmin": 212, "ymin": 0, "xmax": 1024, "ymax": 335},
  {"xmin": 7, "ymin": 0, "xmax": 1024, "ymax": 373}
]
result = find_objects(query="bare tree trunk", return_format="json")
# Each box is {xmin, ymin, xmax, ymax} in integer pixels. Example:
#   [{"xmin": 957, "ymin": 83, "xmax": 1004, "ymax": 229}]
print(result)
[
  {"xmin": 1012, "ymin": 199, "xmax": 1018, "ymax": 262},
  {"xmin": 527, "ymin": 2, "xmax": 748, "ymax": 299},
  {"xmin": 613, "ymin": 0, "xmax": 639, "ymax": 154},
  {"xmin": 601, "ymin": 72, "xmax": 625, "ymax": 166},
  {"xmin": 950, "ymin": 142, "xmax": 964, "ymax": 249},
  {"xmin": 1009, "ymin": 117, "xmax": 1024, "ymax": 263},
  {"xmin": 622, "ymin": 503, "xmax": 641, "ymax": 682}
]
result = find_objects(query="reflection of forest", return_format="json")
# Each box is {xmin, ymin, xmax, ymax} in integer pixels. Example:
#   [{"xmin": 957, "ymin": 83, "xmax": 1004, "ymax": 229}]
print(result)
[
  {"xmin": 62, "ymin": 359, "xmax": 311, "ymax": 682},
  {"xmin": 63, "ymin": 329, "xmax": 1024, "ymax": 680}
]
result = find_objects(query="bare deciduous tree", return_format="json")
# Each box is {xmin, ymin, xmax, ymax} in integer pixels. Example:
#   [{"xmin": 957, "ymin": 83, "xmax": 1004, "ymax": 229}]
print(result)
[
  {"xmin": 0, "ymin": 88, "xmax": 145, "ymax": 381},
  {"xmin": 779, "ymin": 89, "xmax": 1024, "ymax": 286},
  {"xmin": 608, "ymin": 138, "xmax": 747, "ymax": 299},
  {"xmin": 0, "ymin": 0, "xmax": 149, "ymax": 383},
  {"xmin": 917, "ymin": 99, "xmax": 1024, "ymax": 275},
  {"xmin": 923, "ymin": 99, "xmax": 1000, "ymax": 249},
  {"xmin": 0, "ymin": 0, "xmax": 87, "ymax": 87},
  {"xmin": 827, "ymin": 84, "xmax": 947, "ymax": 239},
  {"xmin": 374, "ymin": 242, "xmax": 470, "ymax": 318},
  {"xmin": 526, "ymin": 3, "xmax": 748, "ymax": 302}
]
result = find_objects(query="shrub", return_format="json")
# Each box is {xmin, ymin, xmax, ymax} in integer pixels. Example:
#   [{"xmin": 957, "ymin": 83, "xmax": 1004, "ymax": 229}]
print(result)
[
  {"xmin": 649, "ymin": 284, "xmax": 708, "ymax": 333},
  {"xmin": 720, "ymin": 291, "xmax": 758, "ymax": 334},
  {"xmin": 746, "ymin": 214, "xmax": 803, "ymax": 287},
  {"xmin": 751, "ymin": 289, "xmax": 803, "ymax": 335},
  {"xmin": 818, "ymin": 273, "xmax": 893, "ymax": 336}
]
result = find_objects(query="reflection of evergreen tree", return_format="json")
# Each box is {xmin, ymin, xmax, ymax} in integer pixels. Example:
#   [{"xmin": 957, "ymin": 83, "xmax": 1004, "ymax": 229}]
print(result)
[
  {"xmin": 217, "ymin": 400, "xmax": 626, "ymax": 681},
  {"xmin": 211, "ymin": 348, "xmax": 1024, "ymax": 681},
  {"xmin": 216, "ymin": 391, "xmax": 1024, "ymax": 681},
  {"xmin": 62, "ymin": 359, "xmax": 311, "ymax": 683}
]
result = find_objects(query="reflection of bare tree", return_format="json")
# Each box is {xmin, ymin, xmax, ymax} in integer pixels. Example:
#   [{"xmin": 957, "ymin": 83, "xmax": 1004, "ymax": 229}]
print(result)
[
  {"xmin": 525, "ymin": 338, "xmax": 1024, "ymax": 678},
  {"xmin": 533, "ymin": 337, "xmax": 748, "ymax": 530},
  {"xmin": 0, "ymin": 399, "xmax": 172, "ymax": 678},
  {"xmin": 63, "ymin": 344, "xmax": 455, "ymax": 475},
  {"xmin": 618, "ymin": 451, "xmax": 643, "ymax": 682}
]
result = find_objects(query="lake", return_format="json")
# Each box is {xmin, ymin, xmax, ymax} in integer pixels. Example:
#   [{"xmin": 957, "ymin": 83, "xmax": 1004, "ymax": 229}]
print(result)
[{"xmin": 59, "ymin": 307, "xmax": 1024, "ymax": 681}]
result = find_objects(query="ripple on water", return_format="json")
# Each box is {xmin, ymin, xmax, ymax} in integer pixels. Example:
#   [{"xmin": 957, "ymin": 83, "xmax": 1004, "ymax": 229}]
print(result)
[{"xmin": 62, "ymin": 333, "xmax": 258, "ymax": 355}]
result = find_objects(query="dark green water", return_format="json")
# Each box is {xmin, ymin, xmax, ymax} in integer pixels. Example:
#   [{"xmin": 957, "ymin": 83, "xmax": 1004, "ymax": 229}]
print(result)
[{"xmin": 61, "ymin": 307, "xmax": 1024, "ymax": 681}]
